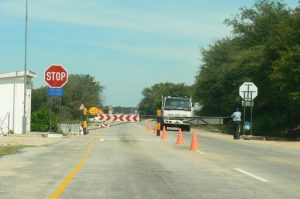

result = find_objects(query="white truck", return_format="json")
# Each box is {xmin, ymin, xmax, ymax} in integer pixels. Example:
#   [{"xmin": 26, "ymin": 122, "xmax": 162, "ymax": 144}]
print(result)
[{"xmin": 161, "ymin": 96, "xmax": 194, "ymax": 132}]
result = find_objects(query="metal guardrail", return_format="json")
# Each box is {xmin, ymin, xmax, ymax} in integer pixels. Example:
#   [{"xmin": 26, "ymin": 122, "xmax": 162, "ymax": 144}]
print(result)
[
  {"xmin": 181, "ymin": 116, "xmax": 228, "ymax": 125},
  {"xmin": 139, "ymin": 115, "xmax": 156, "ymax": 120},
  {"xmin": 60, "ymin": 123, "xmax": 81, "ymax": 133},
  {"xmin": 139, "ymin": 115, "xmax": 229, "ymax": 125}
]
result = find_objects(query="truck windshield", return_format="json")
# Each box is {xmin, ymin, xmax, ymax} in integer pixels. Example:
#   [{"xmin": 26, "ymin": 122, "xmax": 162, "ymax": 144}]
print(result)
[{"xmin": 164, "ymin": 98, "xmax": 191, "ymax": 111}]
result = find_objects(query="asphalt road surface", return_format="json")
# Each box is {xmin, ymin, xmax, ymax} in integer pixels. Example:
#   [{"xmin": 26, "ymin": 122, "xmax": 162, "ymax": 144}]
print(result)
[{"xmin": 0, "ymin": 121, "xmax": 299, "ymax": 199}]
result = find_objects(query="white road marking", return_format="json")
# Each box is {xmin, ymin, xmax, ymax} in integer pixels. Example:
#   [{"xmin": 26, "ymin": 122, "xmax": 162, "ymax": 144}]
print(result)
[
  {"xmin": 234, "ymin": 168, "xmax": 269, "ymax": 183},
  {"xmin": 132, "ymin": 123, "xmax": 146, "ymax": 129},
  {"xmin": 99, "ymin": 138, "xmax": 160, "ymax": 142},
  {"xmin": 99, "ymin": 138, "xmax": 104, "ymax": 142},
  {"xmin": 195, "ymin": 150, "xmax": 206, "ymax": 155}
]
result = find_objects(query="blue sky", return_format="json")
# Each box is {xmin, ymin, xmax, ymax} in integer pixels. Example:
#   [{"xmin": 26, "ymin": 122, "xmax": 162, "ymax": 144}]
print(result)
[{"xmin": 0, "ymin": 0, "xmax": 298, "ymax": 107}]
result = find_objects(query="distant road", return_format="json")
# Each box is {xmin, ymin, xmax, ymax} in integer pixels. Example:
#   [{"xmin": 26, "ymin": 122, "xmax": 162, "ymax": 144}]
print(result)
[{"xmin": 0, "ymin": 121, "xmax": 299, "ymax": 199}]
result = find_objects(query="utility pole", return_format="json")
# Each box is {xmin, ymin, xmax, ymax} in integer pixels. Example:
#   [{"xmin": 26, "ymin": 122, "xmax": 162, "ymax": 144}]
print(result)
[{"xmin": 22, "ymin": 0, "xmax": 28, "ymax": 134}]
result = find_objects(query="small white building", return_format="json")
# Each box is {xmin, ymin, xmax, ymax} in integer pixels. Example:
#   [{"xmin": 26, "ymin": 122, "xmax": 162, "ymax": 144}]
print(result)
[{"xmin": 0, "ymin": 71, "xmax": 36, "ymax": 135}]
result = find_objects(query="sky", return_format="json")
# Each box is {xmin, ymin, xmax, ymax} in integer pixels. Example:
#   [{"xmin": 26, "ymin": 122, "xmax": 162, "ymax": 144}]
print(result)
[{"xmin": 0, "ymin": 0, "xmax": 298, "ymax": 107}]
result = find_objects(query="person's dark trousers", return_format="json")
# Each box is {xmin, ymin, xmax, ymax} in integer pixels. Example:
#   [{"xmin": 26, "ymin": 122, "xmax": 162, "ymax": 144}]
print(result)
[{"xmin": 234, "ymin": 121, "xmax": 241, "ymax": 139}]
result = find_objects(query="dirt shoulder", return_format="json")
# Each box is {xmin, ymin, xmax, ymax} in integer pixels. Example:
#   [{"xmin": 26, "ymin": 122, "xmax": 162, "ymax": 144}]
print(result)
[
  {"xmin": 0, "ymin": 135, "xmax": 64, "ymax": 146},
  {"xmin": 199, "ymin": 130, "xmax": 300, "ymax": 150}
]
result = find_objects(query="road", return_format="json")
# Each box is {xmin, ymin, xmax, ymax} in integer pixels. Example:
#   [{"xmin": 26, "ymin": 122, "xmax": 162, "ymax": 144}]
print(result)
[{"xmin": 0, "ymin": 121, "xmax": 299, "ymax": 199}]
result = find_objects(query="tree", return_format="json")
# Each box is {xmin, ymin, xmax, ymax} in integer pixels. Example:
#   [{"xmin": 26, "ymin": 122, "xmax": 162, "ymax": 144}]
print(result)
[
  {"xmin": 31, "ymin": 109, "xmax": 58, "ymax": 132},
  {"xmin": 63, "ymin": 74, "xmax": 104, "ymax": 120},
  {"xmin": 31, "ymin": 74, "xmax": 104, "ymax": 122},
  {"xmin": 194, "ymin": 0, "xmax": 300, "ymax": 135},
  {"xmin": 193, "ymin": 39, "xmax": 241, "ymax": 115},
  {"xmin": 31, "ymin": 86, "xmax": 48, "ymax": 113}
]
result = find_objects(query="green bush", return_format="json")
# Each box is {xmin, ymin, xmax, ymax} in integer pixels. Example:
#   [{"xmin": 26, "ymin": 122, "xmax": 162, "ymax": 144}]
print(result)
[
  {"xmin": 252, "ymin": 111, "xmax": 288, "ymax": 137},
  {"xmin": 31, "ymin": 109, "xmax": 58, "ymax": 132}
]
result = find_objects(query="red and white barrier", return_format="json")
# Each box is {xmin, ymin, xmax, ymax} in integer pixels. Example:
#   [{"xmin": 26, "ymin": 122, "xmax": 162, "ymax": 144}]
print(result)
[
  {"xmin": 99, "ymin": 123, "xmax": 112, "ymax": 128},
  {"xmin": 96, "ymin": 114, "xmax": 140, "ymax": 122}
]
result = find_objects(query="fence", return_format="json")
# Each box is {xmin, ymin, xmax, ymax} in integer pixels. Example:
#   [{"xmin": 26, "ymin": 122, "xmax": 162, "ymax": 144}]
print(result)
[{"xmin": 0, "ymin": 113, "xmax": 10, "ymax": 136}]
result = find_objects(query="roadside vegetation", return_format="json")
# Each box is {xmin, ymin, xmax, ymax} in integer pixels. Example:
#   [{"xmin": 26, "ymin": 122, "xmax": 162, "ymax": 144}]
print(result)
[
  {"xmin": 0, "ymin": 145, "xmax": 28, "ymax": 157},
  {"xmin": 139, "ymin": 0, "xmax": 300, "ymax": 137},
  {"xmin": 31, "ymin": 74, "xmax": 104, "ymax": 132},
  {"xmin": 193, "ymin": 0, "xmax": 300, "ymax": 136}
]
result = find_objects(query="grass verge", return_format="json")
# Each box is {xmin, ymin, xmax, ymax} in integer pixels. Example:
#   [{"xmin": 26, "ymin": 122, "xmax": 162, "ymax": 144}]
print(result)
[{"xmin": 0, "ymin": 145, "xmax": 30, "ymax": 157}]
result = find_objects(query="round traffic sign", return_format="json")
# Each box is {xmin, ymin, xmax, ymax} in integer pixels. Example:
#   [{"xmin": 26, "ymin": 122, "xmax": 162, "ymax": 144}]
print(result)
[{"xmin": 44, "ymin": 65, "xmax": 68, "ymax": 88}]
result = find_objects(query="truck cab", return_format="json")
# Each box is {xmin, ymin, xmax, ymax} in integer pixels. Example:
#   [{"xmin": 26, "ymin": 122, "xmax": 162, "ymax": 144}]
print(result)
[{"xmin": 161, "ymin": 96, "xmax": 194, "ymax": 132}]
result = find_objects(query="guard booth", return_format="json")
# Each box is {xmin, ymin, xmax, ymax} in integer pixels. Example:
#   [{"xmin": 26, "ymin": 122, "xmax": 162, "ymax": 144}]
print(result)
[{"xmin": 0, "ymin": 71, "xmax": 36, "ymax": 135}]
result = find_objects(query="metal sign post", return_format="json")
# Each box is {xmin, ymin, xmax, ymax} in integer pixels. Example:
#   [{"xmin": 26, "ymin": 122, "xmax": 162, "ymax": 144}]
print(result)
[
  {"xmin": 22, "ymin": 0, "xmax": 28, "ymax": 134},
  {"xmin": 45, "ymin": 65, "xmax": 68, "ymax": 133},
  {"xmin": 243, "ymin": 105, "xmax": 246, "ymax": 135},
  {"xmin": 47, "ymin": 88, "xmax": 64, "ymax": 133},
  {"xmin": 239, "ymin": 82, "xmax": 258, "ymax": 135},
  {"xmin": 250, "ymin": 105, "xmax": 253, "ymax": 135}
]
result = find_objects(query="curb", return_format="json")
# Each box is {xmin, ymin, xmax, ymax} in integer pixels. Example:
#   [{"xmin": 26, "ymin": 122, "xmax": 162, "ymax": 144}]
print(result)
[
  {"xmin": 42, "ymin": 134, "xmax": 63, "ymax": 138},
  {"xmin": 241, "ymin": 135, "xmax": 266, "ymax": 140}
]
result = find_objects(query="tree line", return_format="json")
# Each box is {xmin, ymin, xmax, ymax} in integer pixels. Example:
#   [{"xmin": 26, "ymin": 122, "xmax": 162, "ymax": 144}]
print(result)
[{"xmin": 138, "ymin": 0, "xmax": 300, "ymax": 136}]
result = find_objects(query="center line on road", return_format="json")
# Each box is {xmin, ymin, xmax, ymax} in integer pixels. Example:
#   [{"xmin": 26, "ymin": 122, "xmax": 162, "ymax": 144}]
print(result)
[
  {"xmin": 49, "ymin": 139, "xmax": 98, "ymax": 199},
  {"xmin": 234, "ymin": 168, "xmax": 269, "ymax": 183}
]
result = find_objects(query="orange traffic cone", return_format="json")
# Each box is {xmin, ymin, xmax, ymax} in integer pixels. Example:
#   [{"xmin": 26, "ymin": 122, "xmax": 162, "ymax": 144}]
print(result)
[
  {"xmin": 161, "ymin": 126, "xmax": 168, "ymax": 140},
  {"xmin": 176, "ymin": 128, "xmax": 184, "ymax": 145},
  {"xmin": 189, "ymin": 130, "xmax": 199, "ymax": 150},
  {"xmin": 153, "ymin": 124, "xmax": 157, "ymax": 135},
  {"xmin": 146, "ymin": 120, "xmax": 151, "ymax": 132}
]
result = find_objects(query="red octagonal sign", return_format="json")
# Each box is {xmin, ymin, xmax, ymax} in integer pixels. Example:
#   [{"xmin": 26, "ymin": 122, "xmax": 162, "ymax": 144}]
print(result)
[{"xmin": 44, "ymin": 65, "xmax": 68, "ymax": 88}]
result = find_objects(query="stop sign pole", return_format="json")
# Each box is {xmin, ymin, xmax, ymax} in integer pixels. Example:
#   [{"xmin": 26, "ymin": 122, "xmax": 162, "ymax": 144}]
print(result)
[{"xmin": 44, "ymin": 65, "xmax": 68, "ymax": 132}]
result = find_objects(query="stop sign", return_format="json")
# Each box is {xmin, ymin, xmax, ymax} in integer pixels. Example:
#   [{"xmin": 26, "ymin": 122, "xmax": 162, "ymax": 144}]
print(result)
[
  {"xmin": 44, "ymin": 65, "xmax": 68, "ymax": 88},
  {"xmin": 239, "ymin": 82, "xmax": 258, "ymax": 100}
]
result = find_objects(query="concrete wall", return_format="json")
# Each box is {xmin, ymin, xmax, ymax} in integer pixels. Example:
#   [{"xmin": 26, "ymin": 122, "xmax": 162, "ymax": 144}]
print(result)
[{"xmin": 0, "ymin": 71, "xmax": 35, "ymax": 134}]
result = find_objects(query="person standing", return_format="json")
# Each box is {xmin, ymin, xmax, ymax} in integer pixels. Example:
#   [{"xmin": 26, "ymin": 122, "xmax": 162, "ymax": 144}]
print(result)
[
  {"xmin": 231, "ymin": 108, "xmax": 242, "ymax": 139},
  {"xmin": 108, "ymin": 105, "xmax": 113, "ymax": 115}
]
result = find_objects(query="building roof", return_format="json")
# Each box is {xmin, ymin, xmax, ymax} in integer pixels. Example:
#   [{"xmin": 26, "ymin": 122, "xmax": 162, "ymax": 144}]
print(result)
[{"xmin": 0, "ymin": 71, "xmax": 36, "ymax": 79}]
